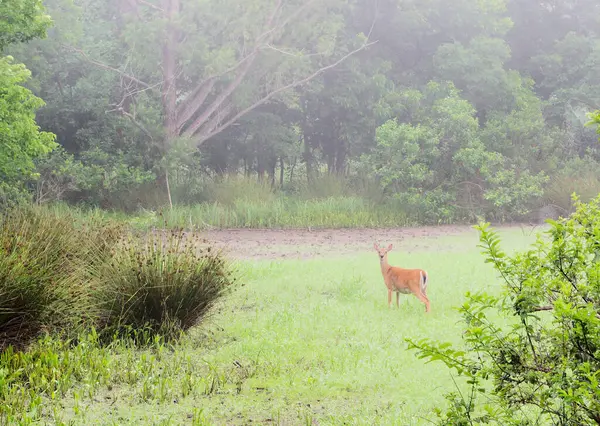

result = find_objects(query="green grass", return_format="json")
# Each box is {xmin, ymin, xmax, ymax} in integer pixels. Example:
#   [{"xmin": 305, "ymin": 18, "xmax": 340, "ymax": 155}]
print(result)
[
  {"xmin": 0, "ymin": 226, "xmax": 542, "ymax": 425},
  {"xmin": 161, "ymin": 197, "xmax": 412, "ymax": 229},
  {"xmin": 43, "ymin": 197, "xmax": 416, "ymax": 231}
]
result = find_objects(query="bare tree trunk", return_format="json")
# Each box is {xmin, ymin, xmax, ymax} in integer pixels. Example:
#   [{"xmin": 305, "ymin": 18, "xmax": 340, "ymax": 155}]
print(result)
[
  {"xmin": 327, "ymin": 152, "xmax": 334, "ymax": 174},
  {"xmin": 160, "ymin": 0, "xmax": 179, "ymax": 209},
  {"xmin": 335, "ymin": 138, "xmax": 347, "ymax": 175},
  {"xmin": 268, "ymin": 157, "xmax": 276, "ymax": 187},
  {"xmin": 303, "ymin": 135, "xmax": 313, "ymax": 183},
  {"xmin": 290, "ymin": 156, "xmax": 296, "ymax": 185},
  {"xmin": 165, "ymin": 169, "xmax": 173, "ymax": 209},
  {"xmin": 257, "ymin": 163, "xmax": 265, "ymax": 182},
  {"xmin": 279, "ymin": 157, "xmax": 285, "ymax": 187}
]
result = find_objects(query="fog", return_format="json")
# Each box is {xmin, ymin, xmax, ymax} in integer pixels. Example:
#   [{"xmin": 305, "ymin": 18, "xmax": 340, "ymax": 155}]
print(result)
[{"xmin": 3, "ymin": 0, "xmax": 600, "ymax": 225}]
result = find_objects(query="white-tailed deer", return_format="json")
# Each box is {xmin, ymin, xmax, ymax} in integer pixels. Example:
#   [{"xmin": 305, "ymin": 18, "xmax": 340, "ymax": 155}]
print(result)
[{"xmin": 373, "ymin": 243, "xmax": 430, "ymax": 313}]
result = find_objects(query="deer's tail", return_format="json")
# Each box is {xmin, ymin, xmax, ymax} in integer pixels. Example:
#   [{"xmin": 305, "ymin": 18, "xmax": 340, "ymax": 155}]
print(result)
[{"xmin": 420, "ymin": 270, "xmax": 428, "ymax": 296}]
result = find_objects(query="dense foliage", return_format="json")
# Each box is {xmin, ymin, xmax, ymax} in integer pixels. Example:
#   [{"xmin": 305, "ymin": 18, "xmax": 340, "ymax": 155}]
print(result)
[
  {"xmin": 3, "ymin": 0, "xmax": 600, "ymax": 222},
  {"xmin": 407, "ymin": 195, "xmax": 600, "ymax": 424},
  {"xmin": 0, "ymin": 0, "xmax": 56, "ymax": 206}
]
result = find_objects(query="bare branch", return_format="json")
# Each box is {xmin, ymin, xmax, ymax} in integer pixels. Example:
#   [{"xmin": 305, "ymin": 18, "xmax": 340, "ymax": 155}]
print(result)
[
  {"xmin": 258, "ymin": 0, "xmax": 317, "ymax": 44},
  {"xmin": 366, "ymin": 0, "xmax": 379, "ymax": 42},
  {"xmin": 135, "ymin": 0, "xmax": 164, "ymax": 12},
  {"xmin": 108, "ymin": 107, "xmax": 154, "ymax": 140},
  {"xmin": 176, "ymin": 78, "xmax": 216, "ymax": 132},
  {"xmin": 66, "ymin": 45, "xmax": 155, "ymax": 90},
  {"xmin": 175, "ymin": 51, "xmax": 258, "ymax": 125},
  {"xmin": 531, "ymin": 306, "xmax": 554, "ymax": 312},
  {"xmin": 181, "ymin": 56, "xmax": 257, "ymax": 137},
  {"xmin": 262, "ymin": 44, "xmax": 325, "ymax": 58},
  {"xmin": 194, "ymin": 102, "xmax": 235, "ymax": 141},
  {"xmin": 196, "ymin": 40, "xmax": 378, "ymax": 145},
  {"xmin": 179, "ymin": 0, "xmax": 285, "ymax": 138}
]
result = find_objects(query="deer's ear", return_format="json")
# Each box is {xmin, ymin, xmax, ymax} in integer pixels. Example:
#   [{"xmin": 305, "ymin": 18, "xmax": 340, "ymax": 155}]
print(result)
[
  {"xmin": 387, "ymin": 244, "xmax": 393, "ymax": 251},
  {"xmin": 373, "ymin": 242, "xmax": 379, "ymax": 250}
]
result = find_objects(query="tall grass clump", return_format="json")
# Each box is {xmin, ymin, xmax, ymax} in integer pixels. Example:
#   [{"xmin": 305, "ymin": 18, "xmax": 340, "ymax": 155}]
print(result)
[
  {"xmin": 93, "ymin": 228, "xmax": 235, "ymax": 341},
  {"xmin": 203, "ymin": 175, "xmax": 275, "ymax": 206},
  {"xmin": 0, "ymin": 207, "xmax": 116, "ymax": 351}
]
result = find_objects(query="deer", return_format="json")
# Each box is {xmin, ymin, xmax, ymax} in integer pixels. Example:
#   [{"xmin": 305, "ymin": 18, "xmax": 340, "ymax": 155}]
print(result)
[{"xmin": 373, "ymin": 242, "xmax": 430, "ymax": 313}]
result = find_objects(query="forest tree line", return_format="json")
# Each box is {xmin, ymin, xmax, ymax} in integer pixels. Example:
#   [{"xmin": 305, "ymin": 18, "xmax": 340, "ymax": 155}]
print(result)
[{"xmin": 3, "ymin": 0, "xmax": 600, "ymax": 223}]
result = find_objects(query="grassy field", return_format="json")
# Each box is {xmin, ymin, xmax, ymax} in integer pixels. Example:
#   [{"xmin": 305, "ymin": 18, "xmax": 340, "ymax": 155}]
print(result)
[{"xmin": 5, "ymin": 225, "xmax": 542, "ymax": 425}]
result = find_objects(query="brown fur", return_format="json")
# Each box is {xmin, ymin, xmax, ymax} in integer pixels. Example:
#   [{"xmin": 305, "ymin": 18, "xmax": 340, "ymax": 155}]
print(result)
[{"xmin": 374, "ymin": 242, "xmax": 430, "ymax": 313}]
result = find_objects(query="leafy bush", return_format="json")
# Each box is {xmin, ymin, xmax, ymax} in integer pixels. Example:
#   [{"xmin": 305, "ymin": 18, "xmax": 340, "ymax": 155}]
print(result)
[
  {"xmin": 0, "ymin": 55, "xmax": 57, "ymax": 208},
  {"xmin": 482, "ymin": 165, "xmax": 548, "ymax": 221},
  {"xmin": 407, "ymin": 194, "xmax": 600, "ymax": 425},
  {"xmin": 587, "ymin": 110, "xmax": 600, "ymax": 136},
  {"xmin": 93, "ymin": 228, "xmax": 234, "ymax": 341},
  {"xmin": 392, "ymin": 188, "xmax": 458, "ymax": 224}
]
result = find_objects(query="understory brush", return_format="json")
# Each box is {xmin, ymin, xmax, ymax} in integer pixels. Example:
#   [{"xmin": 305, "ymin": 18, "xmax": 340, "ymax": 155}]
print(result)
[{"xmin": 0, "ymin": 205, "xmax": 233, "ymax": 351}]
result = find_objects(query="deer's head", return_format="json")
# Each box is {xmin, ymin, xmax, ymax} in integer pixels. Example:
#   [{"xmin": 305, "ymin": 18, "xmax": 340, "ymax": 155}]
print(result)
[{"xmin": 373, "ymin": 242, "xmax": 393, "ymax": 262}]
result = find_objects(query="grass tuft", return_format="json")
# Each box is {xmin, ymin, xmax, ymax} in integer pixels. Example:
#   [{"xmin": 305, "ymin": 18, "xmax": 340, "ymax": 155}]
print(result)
[
  {"xmin": 0, "ymin": 206, "xmax": 108, "ymax": 350},
  {"xmin": 92, "ymin": 228, "xmax": 235, "ymax": 341}
]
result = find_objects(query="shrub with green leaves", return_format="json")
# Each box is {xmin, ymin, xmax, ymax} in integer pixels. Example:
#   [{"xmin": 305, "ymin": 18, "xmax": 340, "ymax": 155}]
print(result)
[
  {"xmin": 587, "ymin": 110, "xmax": 600, "ymax": 137},
  {"xmin": 93, "ymin": 229, "xmax": 234, "ymax": 341},
  {"xmin": 407, "ymin": 194, "xmax": 600, "ymax": 425}
]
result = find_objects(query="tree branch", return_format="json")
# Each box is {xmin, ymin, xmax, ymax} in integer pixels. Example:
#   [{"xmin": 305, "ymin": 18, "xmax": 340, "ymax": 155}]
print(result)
[
  {"xmin": 136, "ymin": 0, "xmax": 164, "ymax": 12},
  {"xmin": 108, "ymin": 107, "xmax": 154, "ymax": 140},
  {"xmin": 258, "ymin": 0, "xmax": 317, "ymax": 44},
  {"xmin": 176, "ymin": 78, "xmax": 216, "ymax": 132},
  {"xmin": 181, "ymin": 54, "xmax": 257, "ymax": 138},
  {"xmin": 530, "ymin": 304, "xmax": 600, "ymax": 321},
  {"xmin": 179, "ymin": 0, "xmax": 285, "ymax": 138},
  {"xmin": 195, "ymin": 40, "xmax": 378, "ymax": 145},
  {"xmin": 194, "ymin": 102, "xmax": 235, "ymax": 141},
  {"xmin": 66, "ymin": 45, "xmax": 155, "ymax": 90},
  {"xmin": 175, "ymin": 54, "xmax": 252, "ymax": 123},
  {"xmin": 531, "ymin": 305, "xmax": 553, "ymax": 312}
]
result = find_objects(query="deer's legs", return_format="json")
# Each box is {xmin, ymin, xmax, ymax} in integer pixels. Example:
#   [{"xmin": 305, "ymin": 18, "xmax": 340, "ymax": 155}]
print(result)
[{"xmin": 414, "ymin": 291, "xmax": 430, "ymax": 313}]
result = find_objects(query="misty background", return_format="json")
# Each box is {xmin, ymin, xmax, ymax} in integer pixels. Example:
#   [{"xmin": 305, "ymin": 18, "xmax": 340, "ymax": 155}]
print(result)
[{"xmin": 4, "ymin": 0, "xmax": 600, "ymax": 226}]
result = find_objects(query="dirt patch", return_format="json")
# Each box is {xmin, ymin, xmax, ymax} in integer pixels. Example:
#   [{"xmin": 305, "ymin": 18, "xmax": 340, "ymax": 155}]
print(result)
[{"xmin": 193, "ymin": 224, "xmax": 530, "ymax": 260}]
